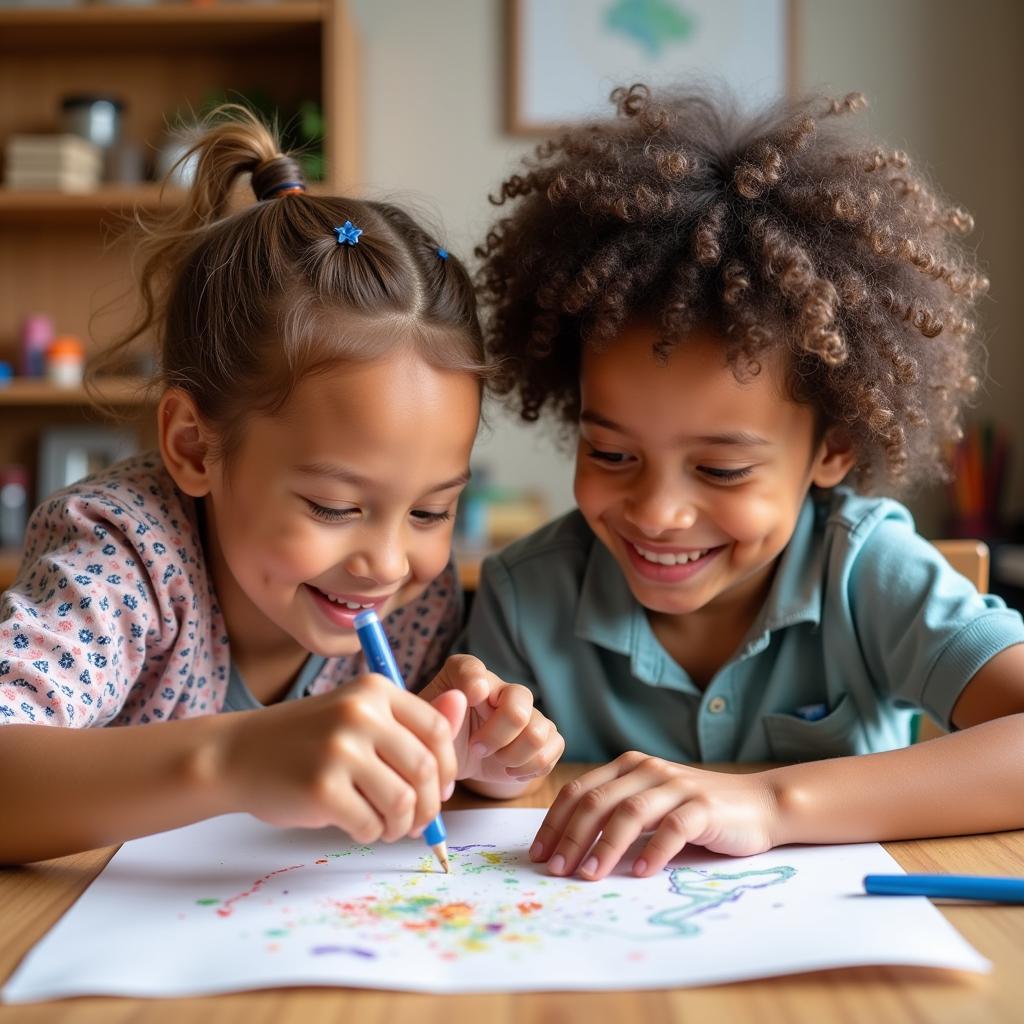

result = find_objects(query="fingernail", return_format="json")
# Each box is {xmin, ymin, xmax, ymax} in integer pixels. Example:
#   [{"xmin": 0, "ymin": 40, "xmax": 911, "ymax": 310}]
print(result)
[
  {"xmin": 471, "ymin": 742, "xmax": 488, "ymax": 759},
  {"xmin": 548, "ymin": 853, "xmax": 566, "ymax": 875},
  {"xmin": 442, "ymin": 780, "xmax": 455, "ymax": 800},
  {"xmin": 633, "ymin": 858, "xmax": 648, "ymax": 876},
  {"xmin": 529, "ymin": 840, "xmax": 544, "ymax": 860},
  {"xmin": 581, "ymin": 856, "xmax": 598, "ymax": 877}
]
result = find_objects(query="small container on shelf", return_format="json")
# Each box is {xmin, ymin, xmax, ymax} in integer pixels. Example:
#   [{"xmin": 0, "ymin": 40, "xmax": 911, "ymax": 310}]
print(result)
[
  {"xmin": 45, "ymin": 335, "xmax": 86, "ymax": 389},
  {"xmin": 19, "ymin": 313, "xmax": 54, "ymax": 378}
]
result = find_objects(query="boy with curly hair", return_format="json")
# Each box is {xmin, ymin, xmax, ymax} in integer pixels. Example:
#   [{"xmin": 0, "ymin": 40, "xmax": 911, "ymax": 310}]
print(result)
[{"xmin": 465, "ymin": 84, "xmax": 1024, "ymax": 881}]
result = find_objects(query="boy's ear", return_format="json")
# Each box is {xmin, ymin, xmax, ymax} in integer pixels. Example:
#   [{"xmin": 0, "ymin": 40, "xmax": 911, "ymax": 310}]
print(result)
[
  {"xmin": 158, "ymin": 388, "xmax": 216, "ymax": 497},
  {"xmin": 810, "ymin": 428, "xmax": 857, "ymax": 489}
]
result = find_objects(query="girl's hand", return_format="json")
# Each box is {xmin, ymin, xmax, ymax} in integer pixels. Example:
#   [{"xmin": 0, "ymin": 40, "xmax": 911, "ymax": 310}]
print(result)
[
  {"xmin": 219, "ymin": 674, "xmax": 466, "ymax": 844},
  {"xmin": 418, "ymin": 655, "xmax": 565, "ymax": 784},
  {"xmin": 531, "ymin": 752, "xmax": 782, "ymax": 880}
]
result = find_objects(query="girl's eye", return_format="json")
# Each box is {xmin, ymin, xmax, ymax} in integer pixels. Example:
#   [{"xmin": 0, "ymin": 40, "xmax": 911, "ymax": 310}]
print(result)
[
  {"xmin": 586, "ymin": 446, "xmax": 631, "ymax": 465},
  {"xmin": 306, "ymin": 500, "xmax": 359, "ymax": 523},
  {"xmin": 699, "ymin": 466, "xmax": 754, "ymax": 482},
  {"xmin": 411, "ymin": 509, "xmax": 452, "ymax": 525}
]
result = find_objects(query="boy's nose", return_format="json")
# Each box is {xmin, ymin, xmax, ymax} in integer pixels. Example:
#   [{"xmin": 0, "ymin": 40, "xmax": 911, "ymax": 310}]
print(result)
[{"xmin": 623, "ymin": 484, "xmax": 698, "ymax": 535}]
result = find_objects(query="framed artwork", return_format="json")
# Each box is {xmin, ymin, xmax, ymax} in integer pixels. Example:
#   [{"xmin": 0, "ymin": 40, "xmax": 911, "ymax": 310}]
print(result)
[
  {"xmin": 506, "ymin": 0, "xmax": 796, "ymax": 134},
  {"xmin": 37, "ymin": 427, "xmax": 137, "ymax": 503}
]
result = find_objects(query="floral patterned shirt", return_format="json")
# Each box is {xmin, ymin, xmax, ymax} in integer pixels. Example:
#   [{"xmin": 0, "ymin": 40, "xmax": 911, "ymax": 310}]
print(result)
[{"xmin": 0, "ymin": 453, "xmax": 461, "ymax": 727}]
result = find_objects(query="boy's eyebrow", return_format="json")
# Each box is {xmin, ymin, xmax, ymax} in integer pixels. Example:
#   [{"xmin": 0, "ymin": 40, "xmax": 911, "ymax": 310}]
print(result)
[
  {"xmin": 579, "ymin": 411, "xmax": 770, "ymax": 447},
  {"xmin": 295, "ymin": 462, "xmax": 471, "ymax": 493}
]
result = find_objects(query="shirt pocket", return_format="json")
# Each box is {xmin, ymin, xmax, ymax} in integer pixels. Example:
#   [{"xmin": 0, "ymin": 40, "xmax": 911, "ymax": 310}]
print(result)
[{"xmin": 762, "ymin": 694, "xmax": 864, "ymax": 762}]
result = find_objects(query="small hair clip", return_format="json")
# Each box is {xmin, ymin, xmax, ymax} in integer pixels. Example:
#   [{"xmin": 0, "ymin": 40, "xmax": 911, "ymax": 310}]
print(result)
[
  {"xmin": 334, "ymin": 220, "xmax": 363, "ymax": 246},
  {"xmin": 437, "ymin": 247, "xmax": 449, "ymax": 261}
]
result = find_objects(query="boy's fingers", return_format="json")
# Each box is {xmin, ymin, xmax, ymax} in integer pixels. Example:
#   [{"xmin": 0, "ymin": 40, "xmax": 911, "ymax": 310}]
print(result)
[
  {"xmin": 577, "ymin": 782, "xmax": 682, "ymax": 880},
  {"xmin": 508, "ymin": 730, "xmax": 566, "ymax": 780},
  {"xmin": 635, "ymin": 802, "xmax": 710, "ymax": 876},
  {"xmin": 530, "ymin": 752, "xmax": 651, "ymax": 860},
  {"xmin": 421, "ymin": 655, "xmax": 492, "ymax": 707},
  {"xmin": 494, "ymin": 714, "xmax": 557, "ymax": 771},
  {"xmin": 466, "ymin": 683, "xmax": 534, "ymax": 755}
]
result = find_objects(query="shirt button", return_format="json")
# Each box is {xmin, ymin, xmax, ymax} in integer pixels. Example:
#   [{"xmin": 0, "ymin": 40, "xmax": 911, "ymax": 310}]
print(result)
[{"xmin": 708, "ymin": 696, "xmax": 728, "ymax": 714}]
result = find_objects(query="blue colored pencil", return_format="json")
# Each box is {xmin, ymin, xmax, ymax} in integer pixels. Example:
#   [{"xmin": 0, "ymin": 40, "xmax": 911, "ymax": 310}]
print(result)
[
  {"xmin": 864, "ymin": 874, "xmax": 1024, "ymax": 902},
  {"xmin": 354, "ymin": 609, "xmax": 450, "ymax": 873}
]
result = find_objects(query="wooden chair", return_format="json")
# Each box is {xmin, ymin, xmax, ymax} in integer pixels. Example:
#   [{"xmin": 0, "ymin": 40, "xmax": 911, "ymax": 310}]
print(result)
[{"xmin": 913, "ymin": 539, "xmax": 990, "ymax": 741}]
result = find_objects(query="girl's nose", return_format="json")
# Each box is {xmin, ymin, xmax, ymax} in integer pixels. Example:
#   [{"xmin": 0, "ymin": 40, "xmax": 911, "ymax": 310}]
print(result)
[
  {"xmin": 343, "ymin": 540, "xmax": 409, "ymax": 587},
  {"xmin": 623, "ymin": 479, "xmax": 698, "ymax": 536}
]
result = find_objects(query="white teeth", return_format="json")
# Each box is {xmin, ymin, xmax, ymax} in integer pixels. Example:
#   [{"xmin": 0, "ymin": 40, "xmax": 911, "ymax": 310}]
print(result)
[
  {"xmin": 633, "ymin": 544, "xmax": 708, "ymax": 566},
  {"xmin": 322, "ymin": 592, "xmax": 374, "ymax": 609}
]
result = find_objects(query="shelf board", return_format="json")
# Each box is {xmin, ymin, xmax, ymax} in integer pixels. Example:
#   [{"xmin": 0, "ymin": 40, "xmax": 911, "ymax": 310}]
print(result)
[
  {"xmin": 0, "ymin": 185, "xmax": 185, "ymax": 225},
  {"xmin": 0, "ymin": 377, "xmax": 154, "ymax": 407},
  {"xmin": 0, "ymin": 2, "xmax": 325, "ymax": 51}
]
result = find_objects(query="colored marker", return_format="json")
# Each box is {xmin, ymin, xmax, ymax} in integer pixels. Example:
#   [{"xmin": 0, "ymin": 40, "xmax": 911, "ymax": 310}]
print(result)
[
  {"xmin": 353, "ymin": 609, "xmax": 450, "ymax": 873},
  {"xmin": 864, "ymin": 874, "xmax": 1024, "ymax": 903}
]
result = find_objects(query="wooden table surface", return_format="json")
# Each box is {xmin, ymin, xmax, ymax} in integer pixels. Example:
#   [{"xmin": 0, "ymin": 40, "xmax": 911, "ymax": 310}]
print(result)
[{"xmin": 2, "ymin": 762, "xmax": 1024, "ymax": 1023}]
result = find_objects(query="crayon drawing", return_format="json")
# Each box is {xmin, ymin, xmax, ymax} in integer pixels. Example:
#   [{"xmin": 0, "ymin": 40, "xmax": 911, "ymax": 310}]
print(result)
[{"xmin": 2, "ymin": 808, "xmax": 989, "ymax": 1001}]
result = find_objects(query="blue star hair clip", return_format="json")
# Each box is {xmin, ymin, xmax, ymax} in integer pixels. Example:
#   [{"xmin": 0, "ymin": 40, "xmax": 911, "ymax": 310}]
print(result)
[
  {"xmin": 437, "ymin": 247, "xmax": 449, "ymax": 260},
  {"xmin": 334, "ymin": 220, "xmax": 363, "ymax": 246}
]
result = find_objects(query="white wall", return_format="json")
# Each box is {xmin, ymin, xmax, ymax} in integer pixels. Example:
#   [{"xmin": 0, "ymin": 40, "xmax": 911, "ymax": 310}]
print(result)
[{"xmin": 351, "ymin": 0, "xmax": 1024, "ymax": 531}]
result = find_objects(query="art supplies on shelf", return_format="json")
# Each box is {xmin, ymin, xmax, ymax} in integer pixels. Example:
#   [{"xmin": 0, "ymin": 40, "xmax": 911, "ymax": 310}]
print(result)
[
  {"xmin": 947, "ymin": 420, "xmax": 1011, "ymax": 540},
  {"xmin": 3, "ymin": 133, "xmax": 102, "ymax": 192}
]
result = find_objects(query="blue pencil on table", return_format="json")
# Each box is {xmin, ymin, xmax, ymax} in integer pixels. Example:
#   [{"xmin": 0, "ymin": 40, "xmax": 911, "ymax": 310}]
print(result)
[
  {"xmin": 353, "ymin": 609, "xmax": 450, "ymax": 873},
  {"xmin": 864, "ymin": 874, "xmax": 1024, "ymax": 903}
]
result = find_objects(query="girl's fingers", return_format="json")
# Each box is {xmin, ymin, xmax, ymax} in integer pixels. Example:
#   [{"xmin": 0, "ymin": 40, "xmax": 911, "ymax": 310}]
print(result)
[
  {"xmin": 369, "ymin": 724, "xmax": 443, "ymax": 836},
  {"xmin": 541, "ymin": 763, "xmax": 666, "ymax": 876},
  {"xmin": 577, "ymin": 781, "xmax": 689, "ymax": 880},
  {"xmin": 325, "ymin": 778, "xmax": 387, "ymax": 846},
  {"xmin": 466, "ymin": 683, "xmax": 534, "ymax": 757},
  {"xmin": 531, "ymin": 751, "xmax": 650, "ymax": 861},
  {"xmin": 504, "ymin": 724, "xmax": 565, "ymax": 779},
  {"xmin": 634, "ymin": 802, "xmax": 711, "ymax": 877},
  {"xmin": 386, "ymin": 684, "xmax": 460, "ymax": 798}
]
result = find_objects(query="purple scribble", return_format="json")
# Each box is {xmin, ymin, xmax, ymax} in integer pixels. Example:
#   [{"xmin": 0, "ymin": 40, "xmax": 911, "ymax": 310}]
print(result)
[
  {"xmin": 449, "ymin": 844, "xmax": 497, "ymax": 852},
  {"xmin": 311, "ymin": 945, "xmax": 377, "ymax": 959},
  {"xmin": 485, "ymin": 923, "xmax": 504, "ymax": 933}
]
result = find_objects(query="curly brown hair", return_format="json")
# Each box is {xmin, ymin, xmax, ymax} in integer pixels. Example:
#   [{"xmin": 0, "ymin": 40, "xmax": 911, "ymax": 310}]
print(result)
[{"xmin": 475, "ymin": 85, "xmax": 988, "ymax": 492}]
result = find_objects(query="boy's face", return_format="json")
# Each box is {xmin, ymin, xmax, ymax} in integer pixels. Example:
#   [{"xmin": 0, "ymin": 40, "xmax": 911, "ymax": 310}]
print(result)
[
  {"xmin": 201, "ymin": 351, "xmax": 479, "ymax": 661},
  {"xmin": 574, "ymin": 321, "xmax": 853, "ymax": 624}
]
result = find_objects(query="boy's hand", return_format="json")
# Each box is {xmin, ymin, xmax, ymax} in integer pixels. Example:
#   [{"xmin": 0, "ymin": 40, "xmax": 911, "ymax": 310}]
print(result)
[
  {"xmin": 530, "ymin": 752, "xmax": 781, "ymax": 880},
  {"xmin": 418, "ymin": 655, "xmax": 565, "ymax": 784},
  {"xmin": 220, "ymin": 674, "xmax": 466, "ymax": 844}
]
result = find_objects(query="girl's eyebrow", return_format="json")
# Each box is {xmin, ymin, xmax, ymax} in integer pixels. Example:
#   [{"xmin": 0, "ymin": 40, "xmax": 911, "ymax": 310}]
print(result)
[
  {"xmin": 579, "ymin": 411, "xmax": 770, "ymax": 447},
  {"xmin": 295, "ymin": 462, "xmax": 471, "ymax": 493}
]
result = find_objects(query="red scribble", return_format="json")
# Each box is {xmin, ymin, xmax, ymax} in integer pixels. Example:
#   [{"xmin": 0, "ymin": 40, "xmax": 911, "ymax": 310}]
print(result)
[
  {"xmin": 214, "ymin": 864, "xmax": 305, "ymax": 918},
  {"xmin": 314, "ymin": 859, "xmax": 328, "ymax": 864},
  {"xmin": 517, "ymin": 901, "xmax": 543, "ymax": 915}
]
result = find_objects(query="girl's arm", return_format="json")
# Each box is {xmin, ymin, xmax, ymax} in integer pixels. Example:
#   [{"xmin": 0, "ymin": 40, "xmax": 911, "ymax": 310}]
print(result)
[
  {"xmin": 531, "ymin": 644, "xmax": 1024, "ymax": 881},
  {"xmin": 0, "ymin": 675, "xmax": 464, "ymax": 865}
]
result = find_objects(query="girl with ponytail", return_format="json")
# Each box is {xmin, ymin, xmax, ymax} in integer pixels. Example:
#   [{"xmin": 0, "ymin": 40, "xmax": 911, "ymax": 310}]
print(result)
[{"xmin": 0, "ymin": 106, "xmax": 562, "ymax": 864}]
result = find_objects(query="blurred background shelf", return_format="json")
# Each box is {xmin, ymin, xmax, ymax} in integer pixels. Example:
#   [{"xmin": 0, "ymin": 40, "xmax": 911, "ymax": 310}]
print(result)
[{"xmin": 0, "ymin": 376, "xmax": 152, "ymax": 407}]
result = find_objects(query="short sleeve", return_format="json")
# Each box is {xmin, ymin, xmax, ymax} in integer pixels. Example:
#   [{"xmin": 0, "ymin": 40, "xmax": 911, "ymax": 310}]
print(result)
[
  {"xmin": 0, "ymin": 489, "xmax": 160, "ymax": 727},
  {"xmin": 846, "ymin": 511, "xmax": 1024, "ymax": 728},
  {"xmin": 457, "ymin": 553, "xmax": 539, "ymax": 698}
]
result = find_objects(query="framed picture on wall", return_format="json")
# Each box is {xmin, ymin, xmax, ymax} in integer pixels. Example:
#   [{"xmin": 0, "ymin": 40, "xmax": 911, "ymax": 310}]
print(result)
[
  {"xmin": 37, "ymin": 427, "xmax": 137, "ymax": 503},
  {"xmin": 506, "ymin": 0, "xmax": 796, "ymax": 134}
]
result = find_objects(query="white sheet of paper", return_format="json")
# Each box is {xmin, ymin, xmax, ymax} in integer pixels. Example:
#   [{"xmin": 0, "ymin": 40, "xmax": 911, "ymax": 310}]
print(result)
[{"xmin": 2, "ymin": 808, "xmax": 989, "ymax": 1001}]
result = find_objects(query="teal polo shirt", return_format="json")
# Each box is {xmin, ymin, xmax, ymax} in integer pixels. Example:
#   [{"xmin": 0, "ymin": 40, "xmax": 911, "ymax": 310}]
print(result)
[{"xmin": 460, "ymin": 490, "xmax": 1024, "ymax": 763}]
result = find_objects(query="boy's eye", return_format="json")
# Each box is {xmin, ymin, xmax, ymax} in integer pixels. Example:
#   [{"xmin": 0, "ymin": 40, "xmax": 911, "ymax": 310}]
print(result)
[
  {"xmin": 586, "ymin": 446, "xmax": 631, "ymax": 465},
  {"xmin": 698, "ymin": 466, "xmax": 754, "ymax": 482},
  {"xmin": 306, "ymin": 500, "xmax": 359, "ymax": 523},
  {"xmin": 411, "ymin": 509, "xmax": 452, "ymax": 525}
]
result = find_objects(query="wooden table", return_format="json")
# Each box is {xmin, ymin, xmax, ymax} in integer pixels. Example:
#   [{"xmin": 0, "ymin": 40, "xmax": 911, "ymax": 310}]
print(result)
[{"xmin": 2, "ymin": 763, "xmax": 1024, "ymax": 1022}]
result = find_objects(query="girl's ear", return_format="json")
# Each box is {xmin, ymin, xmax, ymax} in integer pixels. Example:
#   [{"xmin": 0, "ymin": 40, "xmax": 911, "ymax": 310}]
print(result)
[
  {"xmin": 159, "ymin": 388, "xmax": 215, "ymax": 497},
  {"xmin": 811, "ymin": 428, "xmax": 857, "ymax": 489}
]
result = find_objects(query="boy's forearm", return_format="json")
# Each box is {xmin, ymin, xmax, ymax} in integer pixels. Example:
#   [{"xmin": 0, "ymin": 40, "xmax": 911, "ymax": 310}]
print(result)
[
  {"xmin": 0, "ymin": 717, "xmax": 235, "ymax": 864},
  {"xmin": 767, "ymin": 713, "xmax": 1024, "ymax": 846}
]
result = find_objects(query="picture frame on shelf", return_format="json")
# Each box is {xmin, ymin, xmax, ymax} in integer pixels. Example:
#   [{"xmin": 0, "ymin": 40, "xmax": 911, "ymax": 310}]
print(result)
[
  {"xmin": 37, "ymin": 427, "xmax": 137, "ymax": 503},
  {"xmin": 505, "ymin": 0, "xmax": 796, "ymax": 134}
]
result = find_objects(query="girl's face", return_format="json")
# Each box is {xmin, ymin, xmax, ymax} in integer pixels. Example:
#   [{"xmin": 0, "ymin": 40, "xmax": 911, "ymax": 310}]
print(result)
[
  {"xmin": 574, "ymin": 322, "xmax": 853, "ymax": 625},
  {"xmin": 202, "ymin": 350, "xmax": 480, "ymax": 659}
]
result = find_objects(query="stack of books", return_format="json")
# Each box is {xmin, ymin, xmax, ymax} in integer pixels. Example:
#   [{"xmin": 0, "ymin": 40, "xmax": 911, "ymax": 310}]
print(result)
[{"xmin": 3, "ymin": 134, "xmax": 102, "ymax": 192}]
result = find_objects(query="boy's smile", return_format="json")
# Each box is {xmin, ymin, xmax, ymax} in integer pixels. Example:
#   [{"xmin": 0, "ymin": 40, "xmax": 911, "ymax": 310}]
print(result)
[{"xmin": 574, "ymin": 321, "xmax": 854, "ymax": 650}]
